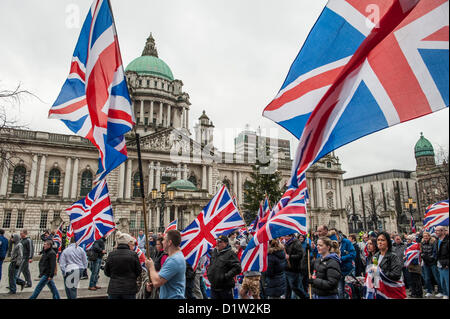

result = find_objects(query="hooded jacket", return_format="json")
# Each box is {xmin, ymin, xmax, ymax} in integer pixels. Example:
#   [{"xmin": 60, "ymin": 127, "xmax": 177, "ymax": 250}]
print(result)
[
  {"xmin": 207, "ymin": 245, "xmax": 241, "ymax": 290},
  {"xmin": 39, "ymin": 245, "xmax": 57, "ymax": 279},
  {"xmin": 285, "ymin": 237, "xmax": 304, "ymax": 273},
  {"xmin": 10, "ymin": 235, "xmax": 23, "ymax": 267},
  {"xmin": 265, "ymin": 245, "xmax": 287, "ymax": 297},
  {"xmin": 312, "ymin": 253, "xmax": 342, "ymax": 297},
  {"xmin": 435, "ymin": 235, "xmax": 449, "ymax": 269},
  {"xmin": 421, "ymin": 237, "xmax": 437, "ymax": 266}
]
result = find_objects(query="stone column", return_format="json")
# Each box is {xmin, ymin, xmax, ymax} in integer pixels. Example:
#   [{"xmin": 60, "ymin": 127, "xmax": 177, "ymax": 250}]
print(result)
[
  {"xmin": 183, "ymin": 164, "xmax": 188, "ymax": 180},
  {"xmin": 167, "ymin": 104, "xmax": 171, "ymax": 127},
  {"xmin": 155, "ymin": 162, "xmax": 161, "ymax": 191},
  {"xmin": 150, "ymin": 101, "xmax": 154, "ymax": 124},
  {"xmin": 140, "ymin": 100, "xmax": 145, "ymax": 124},
  {"xmin": 182, "ymin": 108, "xmax": 186, "ymax": 129},
  {"xmin": 125, "ymin": 159, "xmax": 133, "ymax": 199},
  {"xmin": 233, "ymin": 171, "xmax": 237, "ymax": 196},
  {"xmin": 238, "ymin": 171, "xmax": 242, "ymax": 204},
  {"xmin": 177, "ymin": 163, "xmax": 182, "ymax": 180},
  {"xmin": 62, "ymin": 157, "xmax": 72, "ymax": 199},
  {"xmin": 0, "ymin": 152, "xmax": 10, "ymax": 196},
  {"xmin": 28, "ymin": 154, "xmax": 38, "ymax": 197},
  {"xmin": 118, "ymin": 162, "xmax": 125, "ymax": 199},
  {"xmin": 148, "ymin": 161, "xmax": 154, "ymax": 191},
  {"xmin": 201, "ymin": 166, "xmax": 207, "ymax": 190},
  {"xmin": 164, "ymin": 205, "xmax": 170, "ymax": 227},
  {"xmin": 186, "ymin": 109, "xmax": 189, "ymax": 129},
  {"xmin": 174, "ymin": 206, "xmax": 179, "ymax": 224},
  {"xmin": 71, "ymin": 158, "xmax": 79, "ymax": 199},
  {"xmin": 155, "ymin": 206, "xmax": 160, "ymax": 231},
  {"xmin": 36, "ymin": 155, "xmax": 47, "ymax": 198},
  {"xmin": 208, "ymin": 166, "xmax": 213, "ymax": 194},
  {"xmin": 317, "ymin": 178, "xmax": 323, "ymax": 208},
  {"xmin": 159, "ymin": 102, "xmax": 163, "ymax": 125}
]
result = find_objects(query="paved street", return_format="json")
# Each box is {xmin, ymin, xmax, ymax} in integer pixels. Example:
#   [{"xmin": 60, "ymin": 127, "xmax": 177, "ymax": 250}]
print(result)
[{"xmin": 0, "ymin": 258, "xmax": 109, "ymax": 299}]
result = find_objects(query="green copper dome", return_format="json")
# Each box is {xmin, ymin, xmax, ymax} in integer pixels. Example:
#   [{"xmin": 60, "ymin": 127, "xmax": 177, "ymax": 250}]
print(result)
[
  {"xmin": 125, "ymin": 56, "xmax": 174, "ymax": 81},
  {"xmin": 167, "ymin": 179, "xmax": 197, "ymax": 191},
  {"xmin": 415, "ymin": 132, "xmax": 434, "ymax": 157},
  {"xmin": 125, "ymin": 33, "xmax": 174, "ymax": 81}
]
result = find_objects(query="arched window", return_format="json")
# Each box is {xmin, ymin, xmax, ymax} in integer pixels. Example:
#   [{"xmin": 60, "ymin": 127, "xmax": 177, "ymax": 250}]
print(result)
[
  {"xmin": 12, "ymin": 166, "xmax": 26, "ymax": 193},
  {"xmin": 47, "ymin": 168, "xmax": 61, "ymax": 195},
  {"xmin": 80, "ymin": 170, "xmax": 93, "ymax": 197},
  {"xmin": 133, "ymin": 172, "xmax": 142, "ymax": 198}
]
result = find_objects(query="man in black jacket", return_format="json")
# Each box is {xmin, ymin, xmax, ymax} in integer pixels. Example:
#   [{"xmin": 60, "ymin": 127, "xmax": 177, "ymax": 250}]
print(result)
[
  {"xmin": 285, "ymin": 234, "xmax": 308, "ymax": 299},
  {"xmin": 29, "ymin": 240, "xmax": 60, "ymax": 299},
  {"xmin": 104, "ymin": 232, "xmax": 142, "ymax": 299},
  {"xmin": 89, "ymin": 236, "xmax": 107, "ymax": 291},
  {"xmin": 207, "ymin": 235, "xmax": 241, "ymax": 299},
  {"xmin": 435, "ymin": 226, "xmax": 449, "ymax": 299},
  {"xmin": 18, "ymin": 229, "xmax": 34, "ymax": 288}
]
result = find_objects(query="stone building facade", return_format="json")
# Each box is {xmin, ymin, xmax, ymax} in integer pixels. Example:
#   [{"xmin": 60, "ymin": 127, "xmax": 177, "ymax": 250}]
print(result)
[{"xmin": 0, "ymin": 33, "xmax": 347, "ymax": 238}]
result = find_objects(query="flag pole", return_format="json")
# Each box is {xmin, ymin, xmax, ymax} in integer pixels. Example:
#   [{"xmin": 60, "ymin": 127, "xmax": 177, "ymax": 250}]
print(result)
[
  {"xmin": 233, "ymin": 191, "xmax": 249, "ymax": 233},
  {"xmin": 307, "ymin": 243, "xmax": 312, "ymax": 299},
  {"xmin": 135, "ymin": 132, "xmax": 151, "ymax": 259}
]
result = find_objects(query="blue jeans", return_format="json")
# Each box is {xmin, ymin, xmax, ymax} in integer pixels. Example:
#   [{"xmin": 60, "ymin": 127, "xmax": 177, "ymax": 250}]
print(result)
[
  {"xmin": 108, "ymin": 294, "xmax": 136, "ymax": 299},
  {"xmin": 64, "ymin": 269, "xmax": 82, "ymax": 299},
  {"xmin": 29, "ymin": 275, "xmax": 60, "ymax": 299},
  {"xmin": 438, "ymin": 267, "xmax": 449, "ymax": 297},
  {"xmin": 422, "ymin": 264, "xmax": 442, "ymax": 294},
  {"xmin": 313, "ymin": 294, "xmax": 338, "ymax": 299},
  {"xmin": 89, "ymin": 259, "xmax": 102, "ymax": 288},
  {"xmin": 285, "ymin": 271, "xmax": 308, "ymax": 299}
]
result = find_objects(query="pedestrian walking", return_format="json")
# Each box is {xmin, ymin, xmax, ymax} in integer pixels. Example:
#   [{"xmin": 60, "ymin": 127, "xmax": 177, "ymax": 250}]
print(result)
[
  {"xmin": 59, "ymin": 236, "xmax": 88, "ymax": 299},
  {"xmin": 145, "ymin": 230, "xmax": 186, "ymax": 299},
  {"xmin": 207, "ymin": 235, "xmax": 242, "ymax": 299},
  {"xmin": 421, "ymin": 231, "xmax": 444, "ymax": 297},
  {"xmin": 29, "ymin": 240, "xmax": 60, "ymax": 299},
  {"xmin": 435, "ymin": 226, "xmax": 449, "ymax": 299},
  {"xmin": 284, "ymin": 233, "xmax": 308, "ymax": 299},
  {"xmin": 265, "ymin": 239, "xmax": 287, "ymax": 299},
  {"xmin": 88, "ymin": 235, "xmax": 107, "ymax": 291},
  {"xmin": 309, "ymin": 237, "xmax": 342, "ymax": 299},
  {"xmin": 18, "ymin": 229, "xmax": 34, "ymax": 288},
  {"xmin": 7, "ymin": 234, "xmax": 25, "ymax": 294},
  {"xmin": 0, "ymin": 229, "xmax": 8, "ymax": 284},
  {"xmin": 104, "ymin": 232, "xmax": 142, "ymax": 299}
]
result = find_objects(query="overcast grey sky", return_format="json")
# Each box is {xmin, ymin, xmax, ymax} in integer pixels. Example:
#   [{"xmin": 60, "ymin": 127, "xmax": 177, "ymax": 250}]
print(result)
[{"xmin": 1, "ymin": 0, "xmax": 448, "ymax": 179}]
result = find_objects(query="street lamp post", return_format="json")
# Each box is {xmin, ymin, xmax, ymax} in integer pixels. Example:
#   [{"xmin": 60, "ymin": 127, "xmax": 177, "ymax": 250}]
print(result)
[
  {"xmin": 404, "ymin": 197, "xmax": 417, "ymax": 233},
  {"xmin": 152, "ymin": 183, "xmax": 175, "ymax": 233}
]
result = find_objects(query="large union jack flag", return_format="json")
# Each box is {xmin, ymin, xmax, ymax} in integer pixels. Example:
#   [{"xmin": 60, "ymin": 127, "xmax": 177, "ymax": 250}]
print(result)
[
  {"xmin": 49, "ymin": 0, "xmax": 135, "ymax": 182},
  {"xmin": 264, "ymin": 0, "xmax": 449, "ymax": 184},
  {"xmin": 65, "ymin": 179, "xmax": 116, "ymax": 250},
  {"xmin": 241, "ymin": 175, "xmax": 308, "ymax": 272},
  {"xmin": 423, "ymin": 199, "xmax": 449, "ymax": 233},
  {"xmin": 180, "ymin": 185, "xmax": 245, "ymax": 270},
  {"xmin": 376, "ymin": 269, "xmax": 407, "ymax": 299},
  {"xmin": 53, "ymin": 222, "xmax": 64, "ymax": 253},
  {"xmin": 404, "ymin": 241, "xmax": 421, "ymax": 267},
  {"xmin": 164, "ymin": 219, "xmax": 178, "ymax": 235}
]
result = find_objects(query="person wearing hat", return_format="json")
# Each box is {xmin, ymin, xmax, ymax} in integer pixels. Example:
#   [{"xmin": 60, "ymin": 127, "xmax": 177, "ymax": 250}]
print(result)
[
  {"xmin": 104, "ymin": 232, "xmax": 142, "ymax": 299},
  {"xmin": 207, "ymin": 234, "xmax": 242, "ymax": 299}
]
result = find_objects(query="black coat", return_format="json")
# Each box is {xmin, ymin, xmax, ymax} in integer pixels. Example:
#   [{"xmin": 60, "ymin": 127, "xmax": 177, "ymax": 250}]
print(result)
[
  {"xmin": 265, "ymin": 248, "xmax": 287, "ymax": 297},
  {"xmin": 435, "ymin": 235, "xmax": 449, "ymax": 269},
  {"xmin": 104, "ymin": 244, "xmax": 142, "ymax": 295},
  {"xmin": 285, "ymin": 238, "xmax": 304, "ymax": 273},
  {"xmin": 312, "ymin": 253, "xmax": 341, "ymax": 297},
  {"xmin": 421, "ymin": 239, "xmax": 437, "ymax": 266},
  {"xmin": 373, "ymin": 250, "xmax": 403, "ymax": 281},
  {"xmin": 92, "ymin": 238, "xmax": 106, "ymax": 260},
  {"xmin": 38, "ymin": 247, "xmax": 57, "ymax": 279},
  {"xmin": 207, "ymin": 245, "xmax": 241, "ymax": 290}
]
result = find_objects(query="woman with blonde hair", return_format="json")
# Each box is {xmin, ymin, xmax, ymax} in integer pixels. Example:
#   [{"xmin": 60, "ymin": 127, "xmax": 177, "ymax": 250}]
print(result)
[{"xmin": 309, "ymin": 236, "xmax": 342, "ymax": 299}]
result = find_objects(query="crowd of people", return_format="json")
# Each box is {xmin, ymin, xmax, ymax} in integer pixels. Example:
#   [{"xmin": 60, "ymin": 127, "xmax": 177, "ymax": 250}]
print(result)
[{"xmin": 0, "ymin": 224, "xmax": 448, "ymax": 300}]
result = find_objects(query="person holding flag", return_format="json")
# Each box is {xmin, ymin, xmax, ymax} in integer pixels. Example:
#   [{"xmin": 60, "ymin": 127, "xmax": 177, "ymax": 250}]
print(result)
[
  {"xmin": 435, "ymin": 226, "xmax": 449, "ymax": 299},
  {"xmin": 405, "ymin": 234, "xmax": 423, "ymax": 298},
  {"xmin": 59, "ymin": 236, "xmax": 88, "ymax": 299}
]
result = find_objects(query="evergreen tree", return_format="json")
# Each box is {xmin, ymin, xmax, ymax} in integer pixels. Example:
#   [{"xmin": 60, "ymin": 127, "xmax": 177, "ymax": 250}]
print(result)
[{"xmin": 242, "ymin": 160, "xmax": 284, "ymax": 224}]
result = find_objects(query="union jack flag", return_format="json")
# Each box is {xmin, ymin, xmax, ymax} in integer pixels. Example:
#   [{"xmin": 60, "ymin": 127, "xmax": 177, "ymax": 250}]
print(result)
[
  {"xmin": 376, "ymin": 269, "xmax": 407, "ymax": 299},
  {"xmin": 264, "ymin": 0, "xmax": 449, "ymax": 183},
  {"xmin": 248, "ymin": 217, "xmax": 257, "ymax": 235},
  {"xmin": 423, "ymin": 199, "xmax": 449, "ymax": 233},
  {"xmin": 164, "ymin": 219, "xmax": 178, "ymax": 235},
  {"xmin": 256, "ymin": 196, "xmax": 271, "ymax": 230},
  {"xmin": 65, "ymin": 179, "xmax": 116, "ymax": 250},
  {"xmin": 53, "ymin": 223, "xmax": 64, "ymax": 253},
  {"xmin": 49, "ymin": 0, "xmax": 135, "ymax": 182},
  {"xmin": 180, "ymin": 185, "xmax": 245, "ymax": 270},
  {"xmin": 404, "ymin": 241, "xmax": 421, "ymax": 267},
  {"xmin": 410, "ymin": 215, "xmax": 417, "ymax": 233},
  {"xmin": 241, "ymin": 180, "xmax": 308, "ymax": 272}
]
